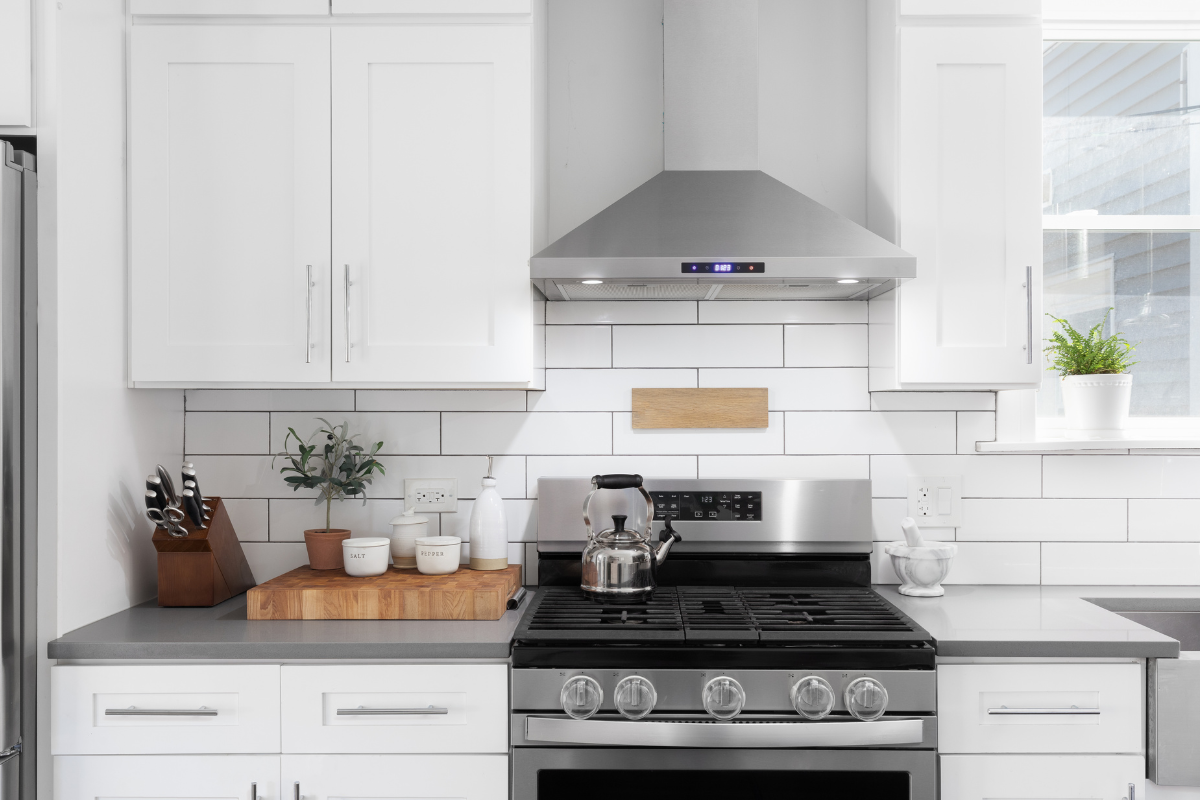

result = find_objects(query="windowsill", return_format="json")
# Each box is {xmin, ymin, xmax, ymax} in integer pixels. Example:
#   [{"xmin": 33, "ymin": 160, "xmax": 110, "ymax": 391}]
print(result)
[{"xmin": 979, "ymin": 421, "xmax": 1200, "ymax": 452}]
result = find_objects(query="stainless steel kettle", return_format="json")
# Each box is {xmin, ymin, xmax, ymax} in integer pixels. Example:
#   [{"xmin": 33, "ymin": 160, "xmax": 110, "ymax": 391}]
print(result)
[{"xmin": 580, "ymin": 474, "xmax": 681, "ymax": 602}]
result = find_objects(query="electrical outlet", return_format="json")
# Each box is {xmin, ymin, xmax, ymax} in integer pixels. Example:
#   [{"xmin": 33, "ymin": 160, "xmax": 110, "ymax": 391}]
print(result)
[
  {"xmin": 405, "ymin": 478, "xmax": 459, "ymax": 513},
  {"xmin": 906, "ymin": 475, "xmax": 962, "ymax": 528}
]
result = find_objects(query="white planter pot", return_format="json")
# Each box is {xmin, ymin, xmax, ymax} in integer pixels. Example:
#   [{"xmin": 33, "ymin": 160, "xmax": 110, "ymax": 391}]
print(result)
[{"xmin": 1061, "ymin": 374, "xmax": 1132, "ymax": 431}]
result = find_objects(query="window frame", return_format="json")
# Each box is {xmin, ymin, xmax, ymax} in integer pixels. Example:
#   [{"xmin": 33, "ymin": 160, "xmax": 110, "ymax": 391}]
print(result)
[{"xmin": 989, "ymin": 2, "xmax": 1200, "ymax": 451}]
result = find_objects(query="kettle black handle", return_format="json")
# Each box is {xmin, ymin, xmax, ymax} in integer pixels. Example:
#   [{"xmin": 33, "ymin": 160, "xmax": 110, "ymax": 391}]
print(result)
[{"xmin": 592, "ymin": 474, "xmax": 643, "ymax": 490}]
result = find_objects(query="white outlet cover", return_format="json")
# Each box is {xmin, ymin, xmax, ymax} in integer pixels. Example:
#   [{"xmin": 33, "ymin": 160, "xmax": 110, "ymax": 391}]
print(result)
[
  {"xmin": 405, "ymin": 478, "xmax": 459, "ymax": 513},
  {"xmin": 906, "ymin": 475, "xmax": 962, "ymax": 528}
]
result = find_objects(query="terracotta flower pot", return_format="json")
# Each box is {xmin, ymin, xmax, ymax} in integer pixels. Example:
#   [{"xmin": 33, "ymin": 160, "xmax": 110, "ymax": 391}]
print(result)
[{"xmin": 304, "ymin": 529, "xmax": 352, "ymax": 570}]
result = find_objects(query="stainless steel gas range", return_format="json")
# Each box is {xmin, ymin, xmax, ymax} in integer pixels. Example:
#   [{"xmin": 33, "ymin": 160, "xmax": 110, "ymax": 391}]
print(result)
[{"xmin": 512, "ymin": 478, "xmax": 936, "ymax": 800}]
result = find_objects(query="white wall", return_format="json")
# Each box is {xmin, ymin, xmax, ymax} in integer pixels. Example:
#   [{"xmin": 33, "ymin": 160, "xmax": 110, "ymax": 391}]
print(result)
[{"xmin": 54, "ymin": 0, "xmax": 183, "ymax": 635}]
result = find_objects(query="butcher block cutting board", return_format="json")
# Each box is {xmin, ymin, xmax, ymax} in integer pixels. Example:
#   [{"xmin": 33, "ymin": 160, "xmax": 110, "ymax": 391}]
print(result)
[{"xmin": 247, "ymin": 565, "xmax": 521, "ymax": 621}]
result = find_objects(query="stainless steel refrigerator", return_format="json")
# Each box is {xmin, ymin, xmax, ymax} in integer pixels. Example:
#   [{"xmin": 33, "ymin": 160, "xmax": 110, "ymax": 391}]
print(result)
[{"xmin": 0, "ymin": 139, "xmax": 37, "ymax": 800}]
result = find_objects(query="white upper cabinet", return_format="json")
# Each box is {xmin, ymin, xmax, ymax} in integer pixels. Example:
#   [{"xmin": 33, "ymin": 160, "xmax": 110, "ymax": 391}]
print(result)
[
  {"xmin": 130, "ymin": 26, "xmax": 332, "ymax": 384},
  {"xmin": 333, "ymin": 0, "xmax": 531, "ymax": 13},
  {"xmin": 868, "ymin": 5, "xmax": 1042, "ymax": 389},
  {"xmin": 0, "ymin": 0, "xmax": 32, "ymax": 126},
  {"xmin": 330, "ymin": 25, "xmax": 533, "ymax": 384}
]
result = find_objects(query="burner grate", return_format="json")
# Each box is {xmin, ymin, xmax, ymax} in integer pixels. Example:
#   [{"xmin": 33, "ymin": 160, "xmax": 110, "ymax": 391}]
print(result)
[{"xmin": 520, "ymin": 587, "xmax": 685, "ymax": 641}]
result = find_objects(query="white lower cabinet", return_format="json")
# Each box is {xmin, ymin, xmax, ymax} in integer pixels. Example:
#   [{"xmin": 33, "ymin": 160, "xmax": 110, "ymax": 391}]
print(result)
[
  {"xmin": 54, "ymin": 755, "xmax": 279, "ymax": 800},
  {"xmin": 284, "ymin": 754, "xmax": 508, "ymax": 800},
  {"xmin": 941, "ymin": 755, "xmax": 1144, "ymax": 800}
]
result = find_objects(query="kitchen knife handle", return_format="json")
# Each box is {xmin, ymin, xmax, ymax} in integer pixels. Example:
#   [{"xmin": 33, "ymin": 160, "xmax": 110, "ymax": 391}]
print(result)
[
  {"xmin": 306, "ymin": 264, "xmax": 313, "ymax": 364},
  {"xmin": 344, "ymin": 264, "xmax": 352, "ymax": 362}
]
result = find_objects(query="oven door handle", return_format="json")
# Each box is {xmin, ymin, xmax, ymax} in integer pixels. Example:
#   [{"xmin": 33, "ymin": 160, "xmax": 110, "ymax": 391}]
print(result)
[{"xmin": 525, "ymin": 716, "xmax": 926, "ymax": 748}]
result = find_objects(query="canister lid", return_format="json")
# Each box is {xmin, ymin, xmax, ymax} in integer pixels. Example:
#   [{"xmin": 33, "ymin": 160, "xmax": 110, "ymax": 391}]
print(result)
[
  {"xmin": 390, "ymin": 508, "xmax": 429, "ymax": 526},
  {"xmin": 416, "ymin": 536, "xmax": 462, "ymax": 546}
]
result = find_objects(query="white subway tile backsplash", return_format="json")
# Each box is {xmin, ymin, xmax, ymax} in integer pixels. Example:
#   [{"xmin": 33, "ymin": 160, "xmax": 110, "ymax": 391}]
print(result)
[
  {"xmin": 526, "ymin": 456, "xmax": 698, "ymax": 496},
  {"xmin": 442, "ymin": 412, "xmax": 612, "ymax": 455},
  {"xmin": 1044, "ymin": 455, "xmax": 1200, "ymax": 498},
  {"xmin": 786, "ymin": 412, "xmax": 957, "ymax": 455},
  {"xmin": 870, "ymin": 455, "xmax": 1041, "ymax": 498},
  {"xmin": 267, "ymin": 498, "xmax": 411, "ymax": 542},
  {"xmin": 958, "ymin": 411, "xmax": 996, "ymax": 454},
  {"xmin": 1129, "ymin": 499, "xmax": 1200, "ymax": 542},
  {"xmin": 872, "ymin": 498, "xmax": 953, "ymax": 542},
  {"xmin": 784, "ymin": 325, "xmax": 868, "ymax": 367},
  {"xmin": 189, "ymin": 456, "xmax": 291, "ymax": 499},
  {"xmin": 871, "ymin": 392, "xmax": 996, "ymax": 411},
  {"xmin": 613, "ymin": 412, "xmax": 784, "ymax": 455},
  {"xmin": 699, "ymin": 300, "xmax": 867, "ymax": 325},
  {"xmin": 387, "ymin": 455, "xmax": 526, "ymax": 499},
  {"xmin": 547, "ymin": 301, "xmax": 696, "ymax": 325},
  {"xmin": 871, "ymin": 542, "xmax": 1041, "ymax": 585},
  {"xmin": 223, "ymin": 498, "xmax": 268, "ymax": 542},
  {"xmin": 698, "ymin": 368, "xmax": 869, "ymax": 410},
  {"xmin": 355, "ymin": 390, "xmax": 526, "ymax": 412},
  {"xmin": 242, "ymin": 542, "xmax": 309, "ymax": 583},
  {"xmin": 441, "ymin": 499, "xmax": 537, "ymax": 542},
  {"xmin": 268, "ymin": 412, "xmax": 440, "ymax": 456},
  {"xmin": 186, "ymin": 389, "xmax": 355, "ymax": 412},
  {"xmin": 185, "ymin": 412, "xmax": 269, "ymax": 455},
  {"xmin": 546, "ymin": 325, "xmax": 612, "ymax": 368},
  {"xmin": 528, "ymin": 369, "xmax": 696, "ymax": 412},
  {"xmin": 699, "ymin": 455, "xmax": 869, "ymax": 480},
  {"xmin": 613, "ymin": 326, "xmax": 783, "ymax": 368},
  {"xmin": 1042, "ymin": 543, "xmax": 1200, "ymax": 585},
  {"xmin": 959, "ymin": 499, "xmax": 1126, "ymax": 541}
]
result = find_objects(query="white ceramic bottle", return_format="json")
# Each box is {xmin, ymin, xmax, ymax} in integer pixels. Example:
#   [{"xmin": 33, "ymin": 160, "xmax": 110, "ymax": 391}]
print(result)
[{"xmin": 468, "ymin": 456, "xmax": 508, "ymax": 570}]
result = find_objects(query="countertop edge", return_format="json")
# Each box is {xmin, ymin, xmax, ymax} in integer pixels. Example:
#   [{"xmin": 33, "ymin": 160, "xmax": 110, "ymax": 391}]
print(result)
[
  {"xmin": 933, "ymin": 639, "xmax": 1181, "ymax": 660},
  {"xmin": 47, "ymin": 641, "xmax": 516, "ymax": 661}
]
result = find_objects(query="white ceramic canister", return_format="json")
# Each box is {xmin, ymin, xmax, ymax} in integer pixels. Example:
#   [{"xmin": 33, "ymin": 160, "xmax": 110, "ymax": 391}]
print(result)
[
  {"xmin": 341, "ymin": 537, "xmax": 391, "ymax": 577},
  {"xmin": 416, "ymin": 536, "xmax": 462, "ymax": 575},
  {"xmin": 468, "ymin": 456, "xmax": 508, "ymax": 570},
  {"xmin": 388, "ymin": 509, "xmax": 429, "ymax": 569}
]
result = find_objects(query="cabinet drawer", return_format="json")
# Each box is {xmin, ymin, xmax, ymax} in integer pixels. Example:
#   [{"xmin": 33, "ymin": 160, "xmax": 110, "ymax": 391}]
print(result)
[
  {"xmin": 50, "ymin": 665, "xmax": 281, "ymax": 755},
  {"xmin": 941, "ymin": 755, "xmax": 1143, "ymax": 800},
  {"xmin": 284, "ymin": 754, "xmax": 507, "ymax": 800},
  {"xmin": 281, "ymin": 664, "xmax": 508, "ymax": 753},
  {"xmin": 938, "ymin": 664, "xmax": 1141, "ymax": 754},
  {"xmin": 55, "ymin": 755, "xmax": 278, "ymax": 800}
]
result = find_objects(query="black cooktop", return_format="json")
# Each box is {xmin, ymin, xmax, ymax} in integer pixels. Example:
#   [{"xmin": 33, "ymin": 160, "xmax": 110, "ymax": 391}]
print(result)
[{"xmin": 512, "ymin": 586, "xmax": 934, "ymax": 669}]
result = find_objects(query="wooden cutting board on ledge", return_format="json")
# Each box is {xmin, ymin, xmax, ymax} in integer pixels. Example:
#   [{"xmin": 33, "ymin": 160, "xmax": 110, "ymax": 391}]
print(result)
[{"xmin": 247, "ymin": 565, "xmax": 521, "ymax": 621}]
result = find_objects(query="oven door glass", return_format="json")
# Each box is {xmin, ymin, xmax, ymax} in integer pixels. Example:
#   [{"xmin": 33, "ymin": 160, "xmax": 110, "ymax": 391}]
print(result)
[{"xmin": 539, "ymin": 770, "xmax": 908, "ymax": 799}]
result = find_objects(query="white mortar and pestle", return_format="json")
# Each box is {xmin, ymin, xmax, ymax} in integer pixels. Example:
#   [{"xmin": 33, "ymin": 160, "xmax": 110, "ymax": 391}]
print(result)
[{"xmin": 885, "ymin": 518, "xmax": 957, "ymax": 597}]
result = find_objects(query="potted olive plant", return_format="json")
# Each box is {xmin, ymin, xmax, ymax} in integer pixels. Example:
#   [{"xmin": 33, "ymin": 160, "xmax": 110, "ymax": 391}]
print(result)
[
  {"xmin": 274, "ymin": 419, "xmax": 385, "ymax": 569},
  {"xmin": 1044, "ymin": 309, "xmax": 1138, "ymax": 431}
]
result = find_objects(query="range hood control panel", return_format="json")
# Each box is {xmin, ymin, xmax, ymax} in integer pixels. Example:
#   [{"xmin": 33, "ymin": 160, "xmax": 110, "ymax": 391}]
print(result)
[
  {"xmin": 681, "ymin": 262, "xmax": 765, "ymax": 274},
  {"xmin": 652, "ymin": 491, "xmax": 762, "ymax": 522}
]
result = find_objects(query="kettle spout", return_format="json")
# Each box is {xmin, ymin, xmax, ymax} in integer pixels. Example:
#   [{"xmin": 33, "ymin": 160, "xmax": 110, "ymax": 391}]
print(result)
[{"xmin": 655, "ymin": 519, "xmax": 682, "ymax": 566}]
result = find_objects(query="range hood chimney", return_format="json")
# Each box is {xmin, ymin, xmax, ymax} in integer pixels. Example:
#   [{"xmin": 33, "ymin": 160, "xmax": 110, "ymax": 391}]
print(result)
[{"xmin": 531, "ymin": 0, "xmax": 915, "ymax": 302}]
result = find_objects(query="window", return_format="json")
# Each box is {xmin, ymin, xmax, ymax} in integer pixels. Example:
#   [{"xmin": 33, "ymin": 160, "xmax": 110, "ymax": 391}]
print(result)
[{"xmin": 1041, "ymin": 41, "xmax": 1200, "ymax": 420}]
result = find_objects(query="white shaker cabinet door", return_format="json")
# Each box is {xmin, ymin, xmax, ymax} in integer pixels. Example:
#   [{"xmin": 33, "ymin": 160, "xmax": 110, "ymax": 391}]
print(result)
[
  {"xmin": 0, "ymin": 0, "xmax": 32, "ymax": 125},
  {"xmin": 895, "ymin": 24, "xmax": 1043, "ymax": 388},
  {"xmin": 941, "ymin": 755, "xmax": 1143, "ymax": 800},
  {"xmin": 331, "ymin": 26, "xmax": 533, "ymax": 385},
  {"xmin": 130, "ymin": 26, "xmax": 332, "ymax": 384},
  {"xmin": 54, "ymin": 755, "xmax": 279, "ymax": 800},
  {"xmin": 283, "ymin": 754, "xmax": 508, "ymax": 800}
]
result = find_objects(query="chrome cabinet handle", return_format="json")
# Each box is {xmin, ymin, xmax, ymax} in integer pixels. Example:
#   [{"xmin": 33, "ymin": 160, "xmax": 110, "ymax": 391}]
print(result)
[
  {"xmin": 105, "ymin": 707, "xmax": 219, "ymax": 716},
  {"xmin": 344, "ymin": 264, "xmax": 351, "ymax": 363},
  {"xmin": 336, "ymin": 705, "xmax": 448, "ymax": 716},
  {"xmin": 986, "ymin": 705, "xmax": 1099, "ymax": 715},
  {"xmin": 1024, "ymin": 265, "xmax": 1033, "ymax": 364},
  {"xmin": 251, "ymin": 782, "xmax": 257, "ymax": 800},
  {"xmin": 305, "ymin": 264, "xmax": 313, "ymax": 364},
  {"xmin": 294, "ymin": 782, "xmax": 300, "ymax": 800},
  {"xmin": 1125, "ymin": 783, "xmax": 1135, "ymax": 800}
]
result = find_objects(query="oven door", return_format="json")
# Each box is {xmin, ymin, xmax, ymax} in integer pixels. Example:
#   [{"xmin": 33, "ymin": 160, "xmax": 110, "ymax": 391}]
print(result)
[{"xmin": 513, "ymin": 747, "xmax": 937, "ymax": 800}]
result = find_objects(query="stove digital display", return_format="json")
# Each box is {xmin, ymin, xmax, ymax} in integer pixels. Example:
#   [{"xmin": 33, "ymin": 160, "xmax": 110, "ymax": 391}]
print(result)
[
  {"xmin": 651, "ymin": 490, "xmax": 761, "ymax": 521},
  {"xmin": 681, "ymin": 262, "xmax": 765, "ymax": 274}
]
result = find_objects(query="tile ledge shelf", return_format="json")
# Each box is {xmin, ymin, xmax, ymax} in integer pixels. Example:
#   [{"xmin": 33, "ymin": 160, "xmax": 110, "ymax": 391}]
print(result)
[{"xmin": 979, "ymin": 432, "xmax": 1200, "ymax": 452}]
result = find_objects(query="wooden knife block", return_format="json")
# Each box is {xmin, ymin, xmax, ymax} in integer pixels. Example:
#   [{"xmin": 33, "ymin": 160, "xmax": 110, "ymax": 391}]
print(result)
[{"xmin": 153, "ymin": 496, "xmax": 256, "ymax": 607}]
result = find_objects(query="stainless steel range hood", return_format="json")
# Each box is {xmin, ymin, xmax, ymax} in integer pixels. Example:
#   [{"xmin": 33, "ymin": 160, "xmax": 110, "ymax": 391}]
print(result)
[
  {"xmin": 530, "ymin": 170, "xmax": 915, "ymax": 301},
  {"xmin": 531, "ymin": 0, "xmax": 915, "ymax": 302}
]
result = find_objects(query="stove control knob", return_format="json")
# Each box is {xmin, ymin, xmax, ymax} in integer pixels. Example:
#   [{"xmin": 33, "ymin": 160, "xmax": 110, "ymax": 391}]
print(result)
[
  {"xmin": 614, "ymin": 676, "xmax": 657, "ymax": 720},
  {"xmin": 702, "ymin": 676, "xmax": 746, "ymax": 721},
  {"xmin": 844, "ymin": 677, "xmax": 888, "ymax": 721},
  {"xmin": 790, "ymin": 676, "xmax": 835, "ymax": 720},
  {"xmin": 560, "ymin": 675, "xmax": 603, "ymax": 720}
]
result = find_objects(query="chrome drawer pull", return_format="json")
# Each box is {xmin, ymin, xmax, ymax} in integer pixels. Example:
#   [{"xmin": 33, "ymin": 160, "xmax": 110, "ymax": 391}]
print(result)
[
  {"xmin": 986, "ymin": 705, "xmax": 1099, "ymax": 715},
  {"xmin": 336, "ymin": 705, "xmax": 448, "ymax": 716},
  {"xmin": 105, "ymin": 706, "xmax": 219, "ymax": 716}
]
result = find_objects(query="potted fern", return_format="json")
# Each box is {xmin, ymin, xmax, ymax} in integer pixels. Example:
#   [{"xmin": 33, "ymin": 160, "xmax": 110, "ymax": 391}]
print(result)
[
  {"xmin": 274, "ymin": 419, "xmax": 385, "ymax": 570},
  {"xmin": 1044, "ymin": 309, "xmax": 1138, "ymax": 431}
]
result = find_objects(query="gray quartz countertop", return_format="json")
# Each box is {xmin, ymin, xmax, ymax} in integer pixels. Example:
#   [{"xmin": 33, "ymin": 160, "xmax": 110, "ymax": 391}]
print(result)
[
  {"xmin": 876, "ymin": 585, "xmax": 1200, "ymax": 659},
  {"xmin": 48, "ymin": 592, "xmax": 531, "ymax": 661}
]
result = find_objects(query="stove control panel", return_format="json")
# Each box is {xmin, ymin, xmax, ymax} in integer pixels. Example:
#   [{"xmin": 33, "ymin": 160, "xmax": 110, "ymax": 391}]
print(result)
[{"xmin": 651, "ymin": 491, "xmax": 761, "ymax": 522}]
